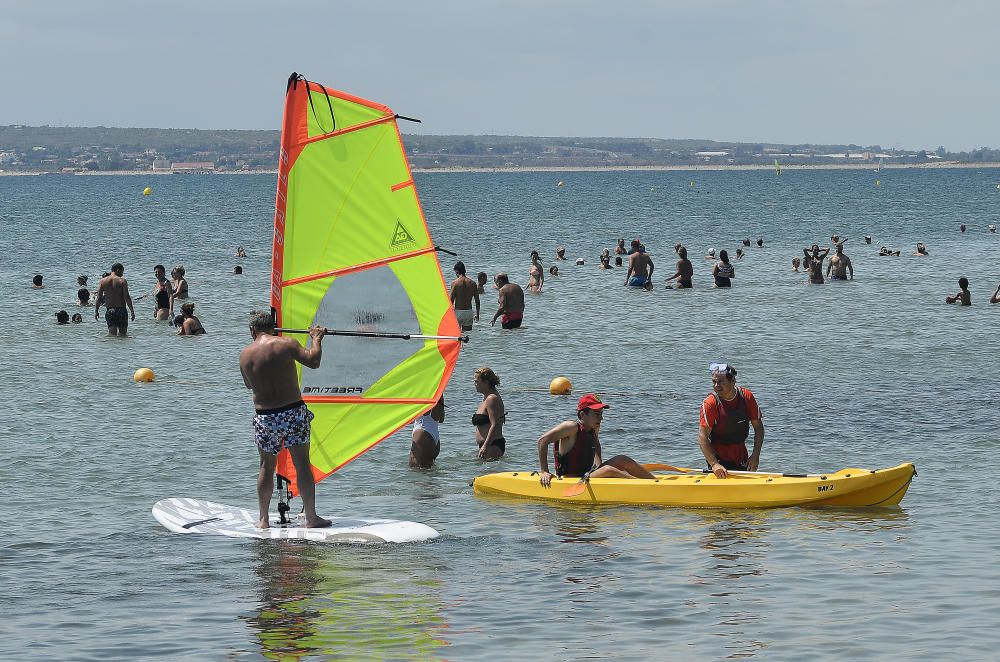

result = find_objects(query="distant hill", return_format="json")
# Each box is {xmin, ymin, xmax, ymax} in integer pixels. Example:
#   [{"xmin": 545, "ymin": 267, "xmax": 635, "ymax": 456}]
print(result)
[{"xmin": 1, "ymin": 125, "xmax": 995, "ymax": 173}]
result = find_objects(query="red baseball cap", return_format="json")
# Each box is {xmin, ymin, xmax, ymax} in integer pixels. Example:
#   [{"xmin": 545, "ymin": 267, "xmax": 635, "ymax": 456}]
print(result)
[{"xmin": 577, "ymin": 393, "xmax": 610, "ymax": 412}]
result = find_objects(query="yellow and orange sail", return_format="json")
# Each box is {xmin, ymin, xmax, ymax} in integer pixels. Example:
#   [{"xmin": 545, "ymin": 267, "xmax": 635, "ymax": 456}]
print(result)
[{"xmin": 272, "ymin": 74, "xmax": 461, "ymax": 493}]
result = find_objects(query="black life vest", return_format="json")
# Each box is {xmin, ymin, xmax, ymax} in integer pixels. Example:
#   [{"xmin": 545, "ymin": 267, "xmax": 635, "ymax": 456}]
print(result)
[
  {"xmin": 709, "ymin": 389, "xmax": 750, "ymax": 446},
  {"xmin": 554, "ymin": 424, "xmax": 596, "ymax": 477}
]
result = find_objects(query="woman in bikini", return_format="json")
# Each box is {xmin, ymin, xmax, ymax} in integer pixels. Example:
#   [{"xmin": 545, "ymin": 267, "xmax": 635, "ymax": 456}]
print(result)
[
  {"xmin": 527, "ymin": 250, "xmax": 544, "ymax": 292},
  {"xmin": 472, "ymin": 367, "xmax": 505, "ymax": 460}
]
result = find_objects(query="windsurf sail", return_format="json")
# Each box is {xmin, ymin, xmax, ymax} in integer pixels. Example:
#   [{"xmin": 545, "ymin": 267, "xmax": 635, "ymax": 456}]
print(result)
[
  {"xmin": 774, "ymin": 159, "xmax": 782, "ymax": 176},
  {"xmin": 271, "ymin": 73, "xmax": 462, "ymax": 495}
]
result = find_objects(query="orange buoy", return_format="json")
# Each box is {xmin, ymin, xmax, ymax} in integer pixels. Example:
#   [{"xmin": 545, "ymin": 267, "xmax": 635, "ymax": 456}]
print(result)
[
  {"xmin": 134, "ymin": 367, "xmax": 155, "ymax": 383},
  {"xmin": 549, "ymin": 376, "xmax": 572, "ymax": 395}
]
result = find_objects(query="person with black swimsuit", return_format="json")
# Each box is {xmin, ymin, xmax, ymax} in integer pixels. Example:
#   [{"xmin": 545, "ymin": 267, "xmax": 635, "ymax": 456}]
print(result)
[
  {"xmin": 536, "ymin": 393, "xmax": 654, "ymax": 487},
  {"xmin": 149, "ymin": 264, "xmax": 173, "ymax": 321},
  {"xmin": 176, "ymin": 302, "xmax": 206, "ymax": 336},
  {"xmin": 472, "ymin": 367, "xmax": 505, "ymax": 459}
]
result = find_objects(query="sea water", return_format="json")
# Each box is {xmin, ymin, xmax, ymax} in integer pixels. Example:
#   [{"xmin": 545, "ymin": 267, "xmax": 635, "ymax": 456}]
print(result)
[{"xmin": 2, "ymin": 168, "xmax": 999, "ymax": 659}]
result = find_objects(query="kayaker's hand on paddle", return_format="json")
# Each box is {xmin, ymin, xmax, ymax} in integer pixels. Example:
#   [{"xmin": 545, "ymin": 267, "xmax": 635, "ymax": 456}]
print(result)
[
  {"xmin": 711, "ymin": 462, "xmax": 728, "ymax": 479},
  {"xmin": 539, "ymin": 471, "xmax": 553, "ymax": 487}
]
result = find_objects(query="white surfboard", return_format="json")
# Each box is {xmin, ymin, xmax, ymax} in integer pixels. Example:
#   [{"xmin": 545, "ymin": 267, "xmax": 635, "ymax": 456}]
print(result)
[{"xmin": 152, "ymin": 498, "xmax": 439, "ymax": 544}]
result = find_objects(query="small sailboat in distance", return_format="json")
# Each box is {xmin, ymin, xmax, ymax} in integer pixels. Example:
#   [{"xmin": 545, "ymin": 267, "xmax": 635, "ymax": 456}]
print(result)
[{"xmin": 774, "ymin": 159, "xmax": 782, "ymax": 176}]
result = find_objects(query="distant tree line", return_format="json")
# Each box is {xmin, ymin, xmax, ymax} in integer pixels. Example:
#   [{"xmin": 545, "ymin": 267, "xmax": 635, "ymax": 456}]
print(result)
[{"xmin": 0, "ymin": 125, "xmax": 996, "ymax": 172}]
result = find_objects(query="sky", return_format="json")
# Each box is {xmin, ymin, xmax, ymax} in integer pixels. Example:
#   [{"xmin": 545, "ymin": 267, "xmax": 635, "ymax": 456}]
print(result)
[{"xmin": 2, "ymin": 0, "xmax": 997, "ymax": 151}]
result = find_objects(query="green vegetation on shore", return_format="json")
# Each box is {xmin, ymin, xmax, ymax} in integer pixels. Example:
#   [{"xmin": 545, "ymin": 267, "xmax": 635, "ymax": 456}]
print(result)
[{"xmin": 2, "ymin": 124, "xmax": 998, "ymax": 173}]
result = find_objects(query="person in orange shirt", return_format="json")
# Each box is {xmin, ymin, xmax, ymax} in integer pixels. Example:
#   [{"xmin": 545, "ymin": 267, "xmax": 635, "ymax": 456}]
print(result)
[{"xmin": 698, "ymin": 363, "xmax": 765, "ymax": 479}]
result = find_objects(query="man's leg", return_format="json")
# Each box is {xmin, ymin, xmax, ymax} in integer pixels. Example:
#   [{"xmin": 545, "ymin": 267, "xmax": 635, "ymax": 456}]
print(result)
[
  {"xmin": 287, "ymin": 443, "xmax": 331, "ymax": 528},
  {"xmin": 257, "ymin": 451, "xmax": 277, "ymax": 528}
]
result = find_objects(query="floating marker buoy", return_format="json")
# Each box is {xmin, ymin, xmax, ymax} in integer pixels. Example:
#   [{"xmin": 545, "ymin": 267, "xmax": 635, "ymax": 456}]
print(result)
[
  {"xmin": 876, "ymin": 180, "xmax": 881, "ymax": 186},
  {"xmin": 689, "ymin": 181, "xmax": 694, "ymax": 187},
  {"xmin": 143, "ymin": 187, "xmax": 152, "ymax": 196},
  {"xmin": 549, "ymin": 376, "xmax": 572, "ymax": 395},
  {"xmin": 134, "ymin": 367, "xmax": 155, "ymax": 383},
  {"xmin": 650, "ymin": 187, "xmax": 656, "ymax": 191},
  {"xmin": 557, "ymin": 181, "xmax": 564, "ymax": 187}
]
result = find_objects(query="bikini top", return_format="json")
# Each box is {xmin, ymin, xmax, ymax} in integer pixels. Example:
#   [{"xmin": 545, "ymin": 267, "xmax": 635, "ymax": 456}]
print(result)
[{"xmin": 471, "ymin": 413, "xmax": 490, "ymax": 426}]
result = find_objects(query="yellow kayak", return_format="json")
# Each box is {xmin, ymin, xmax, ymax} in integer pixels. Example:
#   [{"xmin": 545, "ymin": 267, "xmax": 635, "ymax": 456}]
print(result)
[{"xmin": 472, "ymin": 463, "xmax": 915, "ymax": 508}]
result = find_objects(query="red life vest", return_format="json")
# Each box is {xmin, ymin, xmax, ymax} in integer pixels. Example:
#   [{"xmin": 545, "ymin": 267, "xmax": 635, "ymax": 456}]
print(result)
[{"xmin": 554, "ymin": 424, "xmax": 596, "ymax": 477}]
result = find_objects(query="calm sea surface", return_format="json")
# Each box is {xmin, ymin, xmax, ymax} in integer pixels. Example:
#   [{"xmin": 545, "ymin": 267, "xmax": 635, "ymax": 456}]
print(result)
[{"xmin": 2, "ymin": 168, "xmax": 1000, "ymax": 660}]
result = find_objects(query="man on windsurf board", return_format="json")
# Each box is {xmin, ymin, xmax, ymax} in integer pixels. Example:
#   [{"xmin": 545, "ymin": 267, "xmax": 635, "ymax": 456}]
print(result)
[{"xmin": 239, "ymin": 311, "xmax": 332, "ymax": 529}]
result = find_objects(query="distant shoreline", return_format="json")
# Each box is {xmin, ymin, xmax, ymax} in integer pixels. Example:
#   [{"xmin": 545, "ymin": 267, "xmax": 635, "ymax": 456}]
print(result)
[{"xmin": 3, "ymin": 161, "xmax": 1000, "ymax": 177}]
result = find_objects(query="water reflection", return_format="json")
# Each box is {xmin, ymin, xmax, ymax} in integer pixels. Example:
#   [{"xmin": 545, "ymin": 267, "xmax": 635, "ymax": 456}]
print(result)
[{"xmin": 245, "ymin": 542, "xmax": 448, "ymax": 660}]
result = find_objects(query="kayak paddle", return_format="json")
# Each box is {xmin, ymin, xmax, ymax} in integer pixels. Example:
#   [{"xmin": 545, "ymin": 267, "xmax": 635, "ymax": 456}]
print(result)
[{"xmin": 561, "ymin": 471, "xmax": 592, "ymax": 497}]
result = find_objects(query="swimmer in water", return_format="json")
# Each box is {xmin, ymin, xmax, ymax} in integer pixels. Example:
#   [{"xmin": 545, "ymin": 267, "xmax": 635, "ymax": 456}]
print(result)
[
  {"xmin": 791, "ymin": 257, "xmax": 801, "ymax": 272},
  {"xmin": 555, "ymin": 246, "xmax": 567, "ymax": 261},
  {"xmin": 624, "ymin": 245, "xmax": 654, "ymax": 291},
  {"xmin": 665, "ymin": 246, "xmax": 693, "ymax": 289},
  {"xmin": 599, "ymin": 249, "xmax": 613, "ymax": 269},
  {"xmin": 528, "ymin": 250, "xmax": 544, "ymax": 292},
  {"xmin": 913, "ymin": 243, "xmax": 929, "ymax": 256},
  {"xmin": 945, "ymin": 277, "xmax": 971, "ymax": 305},
  {"xmin": 32, "ymin": 274, "xmax": 44, "ymax": 289},
  {"xmin": 176, "ymin": 302, "xmax": 206, "ymax": 335},
  {"xmin": 803, "ymin": 244, "xmax": 830, "ymax": 284},
  {"xmin": 826, "ymin": 242, "xmax": 853, "ymax": 281},
  {"xmin": 77, "ymin": 276, "xmax": 91, "ymax": 306},
  {"xmin": 477, "ymin": 271, "xmax": 488, "ymax": 294},
  {"xmin": 410, "ymin": 396, "xmax": 444, "ymax": 469},
  {"xmin": 472, "ymin": 367, "xmax": 505, "ymax": 460},
  {"xmin": 614, "ymin": 238, "xmax": 627, "ymax": 255}
]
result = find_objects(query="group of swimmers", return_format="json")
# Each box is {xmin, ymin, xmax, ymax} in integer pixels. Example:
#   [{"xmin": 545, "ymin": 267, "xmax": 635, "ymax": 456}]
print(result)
[{"xmin": 36, "ymin": 261, "xmax": 208, "ymax": 336}]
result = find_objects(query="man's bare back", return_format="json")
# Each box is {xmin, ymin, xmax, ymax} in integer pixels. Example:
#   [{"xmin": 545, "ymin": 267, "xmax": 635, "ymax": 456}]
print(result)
[
  {"xmin": 498, "ymin": 283, "xmax": 525, "ymax": 314},
  {"xmin": 98, "ymin": 274, "xmax": 129, "ymax": 308},
  {"xmin": 451, "ymin": 275, "xmax": 480, "ymax": 312},
  {"xmin": 240, "ymin": 331, "xmax": 324, "ymax": 410},
  {"xmin": 629, "ymin": 252, "xmax": 653, "ymax": 279}
]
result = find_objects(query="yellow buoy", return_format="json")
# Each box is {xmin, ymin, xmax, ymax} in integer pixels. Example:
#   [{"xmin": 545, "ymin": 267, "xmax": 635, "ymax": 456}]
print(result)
[
  {"xmin": 143, "ymin": 187, "xmax": 152, "ymax": 196},
  {"xmin": 689, "ymin": 181, "xmax": 694, "ymax": 187},
  {"xmin": 549, "ymin": 376, "xmax": 572, "ymax": 395},
  {"xmin": 134, "ymin": 367, "xmax": 155, "ymax": 383},
  {"xmin": 876, "ymin": 180, "xmax": 881, "ymax": 187},
  {"xmin": 557, "ymin": 181, "xmax": 564, "ymax": 187}
]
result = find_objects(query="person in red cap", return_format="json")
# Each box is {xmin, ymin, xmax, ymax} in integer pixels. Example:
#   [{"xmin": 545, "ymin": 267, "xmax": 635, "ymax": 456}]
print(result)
[
  {"xmin": 698, "ymin": 363, "xmax": 765, "ymax": 479},
  {"xmin": 536, "ymin": 393, "xmax": 654, "ymax": 487}
]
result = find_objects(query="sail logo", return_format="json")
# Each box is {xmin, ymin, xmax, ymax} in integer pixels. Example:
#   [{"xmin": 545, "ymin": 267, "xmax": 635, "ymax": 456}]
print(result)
[{"xmin": 390, "ymin": 219, "xmax": 416, "ymax": 248}]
